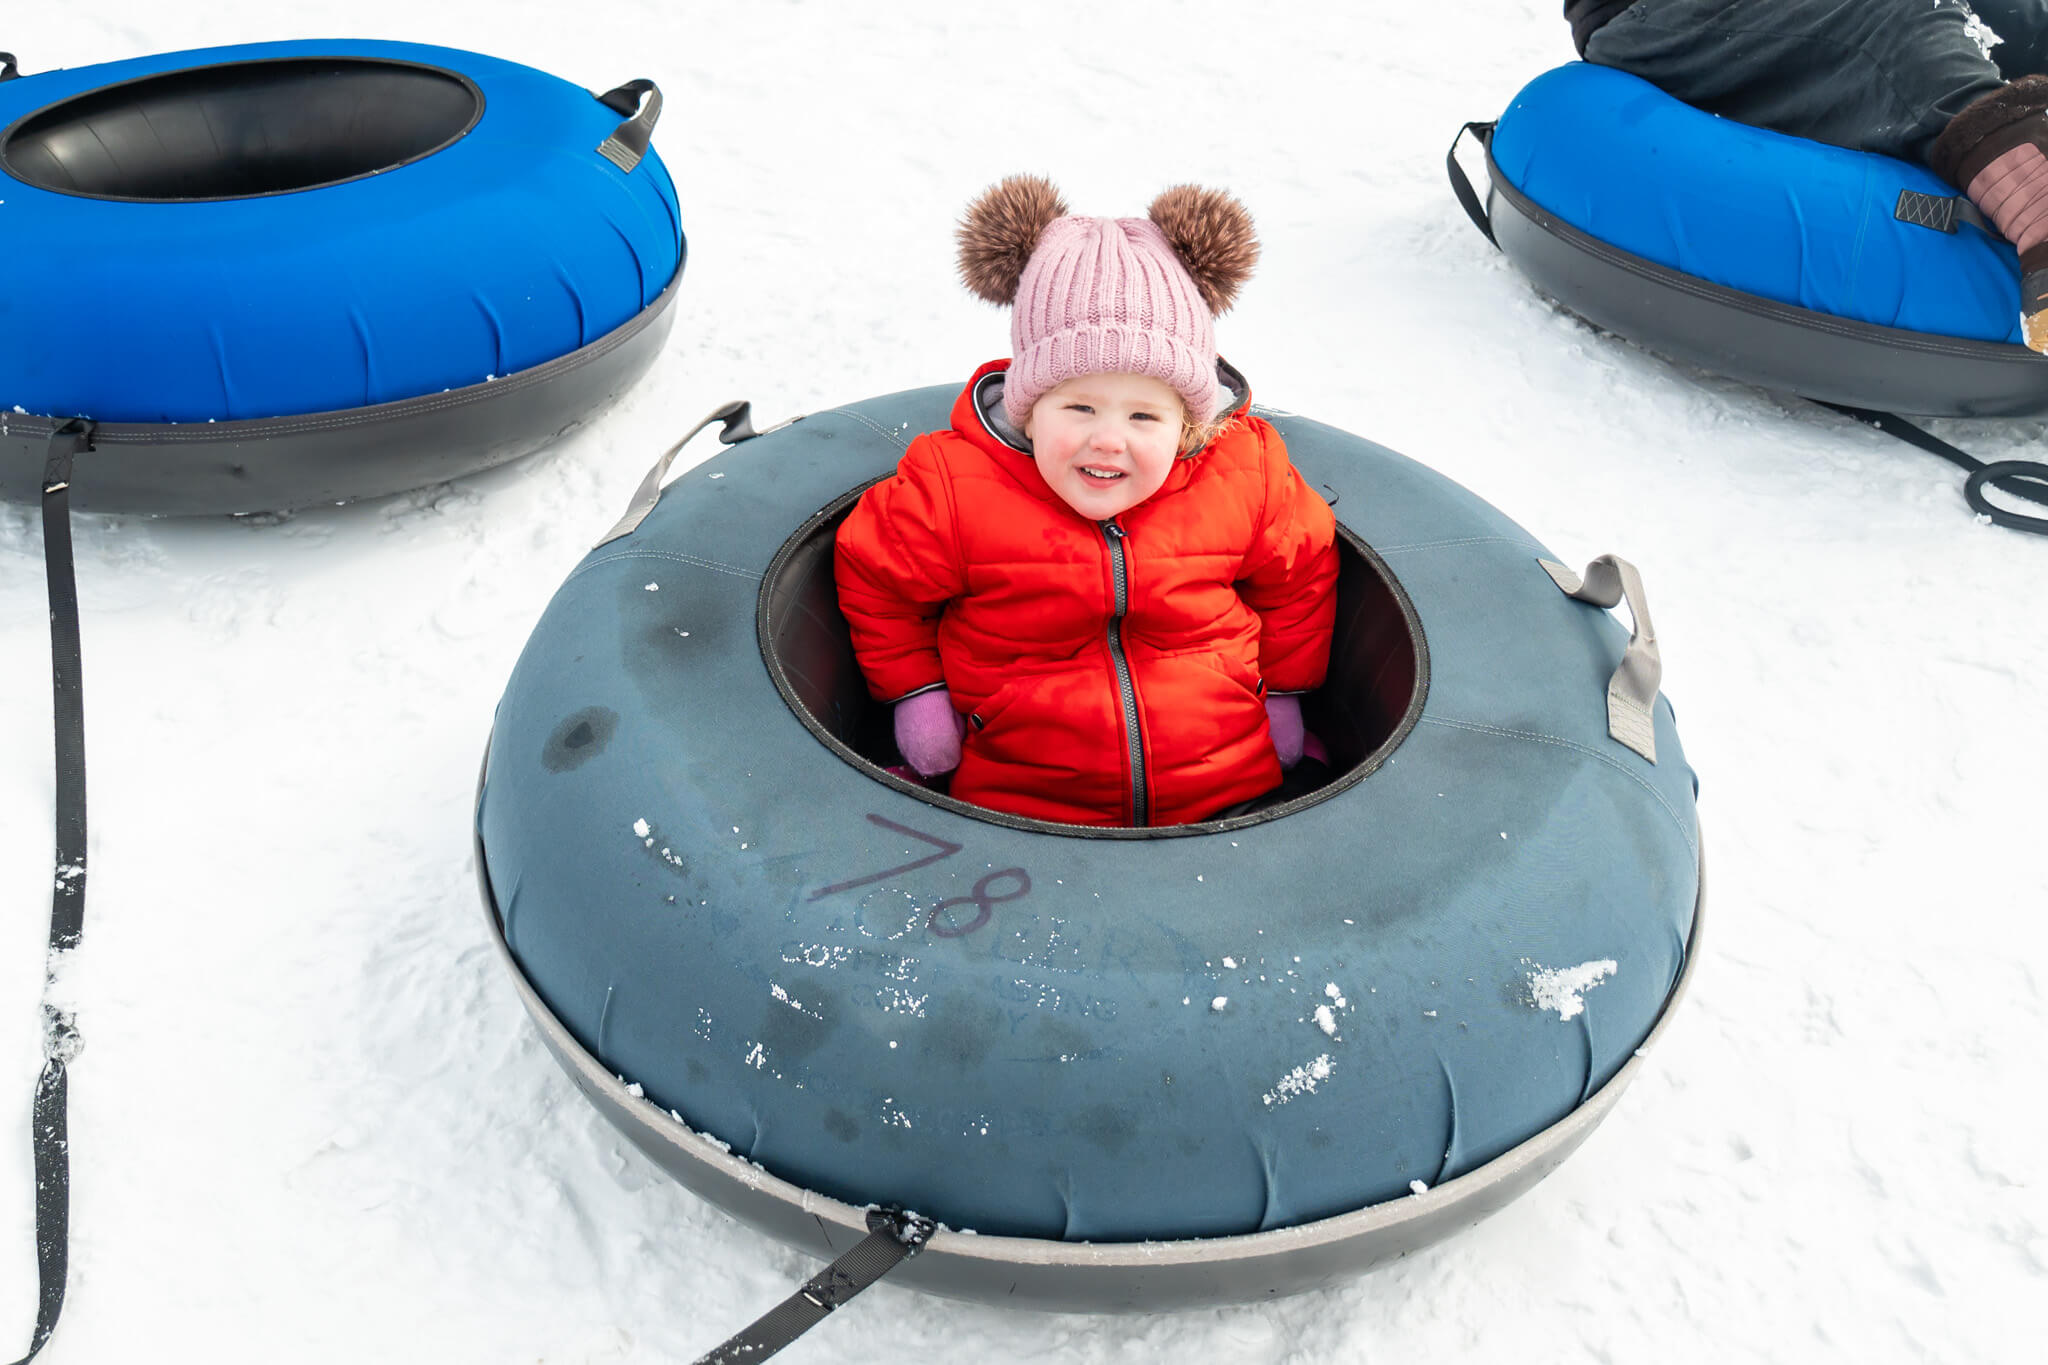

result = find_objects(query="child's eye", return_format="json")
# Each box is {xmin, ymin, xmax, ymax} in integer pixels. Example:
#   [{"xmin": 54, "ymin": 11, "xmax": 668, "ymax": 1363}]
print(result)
[
  {"xmin": 1064, "ymin": 403, "xmax": 1094, "ymax": 415},
  {"xmin": 1131, "ymin": 411, "xmax": 1159, "ymax": 422}
]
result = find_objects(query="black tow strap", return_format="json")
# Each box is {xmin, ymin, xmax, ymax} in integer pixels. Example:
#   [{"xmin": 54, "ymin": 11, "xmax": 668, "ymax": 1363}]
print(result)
[
  {"xmin": 1816, "ymin": 403, "xmax": 2048, "ymax": 535},
  {"xmin": 692, "ymin": 1208, "xmax": 937, "ymax": 1365},
  {"xmin": 1446, "ymin": 120, "xmax": 1498, "ymax": 248},
  {"xmin": 11, "ymin": 420, "xmax": 95, "ymax": 1365}
]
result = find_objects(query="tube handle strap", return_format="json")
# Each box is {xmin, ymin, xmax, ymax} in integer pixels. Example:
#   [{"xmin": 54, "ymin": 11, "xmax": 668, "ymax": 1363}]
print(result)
[
  {"xmin": 593, "ymin": 401, "xmax": 759, "ymax": 548},
  {"xmin": 692, "ymin": 1207, "xmax": 937, "ymax": 1365},
  {"xmin": 1447, "ymin": 120, "xmax": 1498, "ymax": 249},
  {"xmin": 1539, "ymin": 553, "xmax": 1660, "ymax": 763},
  {"xmin": 1893, "ymin": 188, "xmax": 1995, "ymax": 237},
  {"xmin": 10, "ymin": 419, "xmax": 96, "ymax": 1365},
  {"xmin": 1, "ymin": 53, "xmax": 18, "ymax": 81},
  {"xmin": 594, "ymin": 79, "xmax": 662, "ymax": 173}
]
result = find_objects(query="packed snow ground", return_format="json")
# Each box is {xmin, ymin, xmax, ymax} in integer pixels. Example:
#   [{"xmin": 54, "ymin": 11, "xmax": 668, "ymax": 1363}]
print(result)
[{"xmin": 3, "ymin": 2, "xmax": 2043, "ymax": 1361}]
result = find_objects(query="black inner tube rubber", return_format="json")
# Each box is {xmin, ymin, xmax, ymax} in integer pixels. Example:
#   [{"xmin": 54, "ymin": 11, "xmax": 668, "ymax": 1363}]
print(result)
[{"xmin": 0, "ymin": 57, "xmax": 482, "ymax": 201}]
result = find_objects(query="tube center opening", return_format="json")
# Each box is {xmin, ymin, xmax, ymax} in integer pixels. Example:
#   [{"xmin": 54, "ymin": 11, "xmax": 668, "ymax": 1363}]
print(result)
[
  {"xmin": 2, "ymin": 57, "xmax": 481, "ymax": 201},
  {"xmin": 761, "ymin": 491, "xmax": 1428, "ymax": 834}
]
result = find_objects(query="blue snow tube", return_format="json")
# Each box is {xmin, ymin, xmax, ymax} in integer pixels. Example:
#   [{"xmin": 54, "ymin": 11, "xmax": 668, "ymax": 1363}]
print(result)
[
  {"xmin": 1461, "ymin": 62, "xmax": 2048, "ymax": 417},
  {"xmin": 0, "ymin": 39, "xmax": 684, "ymax": 512},
  {"xmin": 473, "ymin": 382, "xmax": 1704, "ymax": 1310}
]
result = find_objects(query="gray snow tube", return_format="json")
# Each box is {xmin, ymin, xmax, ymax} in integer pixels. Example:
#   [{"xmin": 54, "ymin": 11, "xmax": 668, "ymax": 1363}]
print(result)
[{"xmin": 473, "ymin": 384, "xmax": 1704, "ymax": 1310}]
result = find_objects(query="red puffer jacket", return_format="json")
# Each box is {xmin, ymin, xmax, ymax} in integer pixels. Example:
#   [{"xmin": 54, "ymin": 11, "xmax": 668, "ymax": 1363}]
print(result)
[{"xmin": 834, "ymin": 360, "xmax": 1337, "ymax": 826}]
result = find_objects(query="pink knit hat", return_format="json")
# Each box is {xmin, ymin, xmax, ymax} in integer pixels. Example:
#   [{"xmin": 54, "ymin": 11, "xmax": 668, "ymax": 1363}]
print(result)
[{"xmin": 956, "ymin": 177, "xmax": 1259, "ymax": 428}]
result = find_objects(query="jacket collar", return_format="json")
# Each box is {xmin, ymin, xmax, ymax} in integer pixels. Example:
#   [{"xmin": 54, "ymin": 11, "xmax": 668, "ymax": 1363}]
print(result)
[{"xmin": 950, "ymin": 357, "xmax": 1255, "ymax": 463}]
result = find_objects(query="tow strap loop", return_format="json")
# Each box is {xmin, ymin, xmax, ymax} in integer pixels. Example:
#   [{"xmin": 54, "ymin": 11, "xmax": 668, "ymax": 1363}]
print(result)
[
  {"xmin": 10, "ymin": 419, "xmax": 95, "ymax": 1365},
  {"xmin": 692, "ymin": 1207, "xmax": 937, "ymax": 1365},
  {"xmin": 1446, "ymin": 120, "xmax": 1498, "ymax": 248},
  {"xmin": 1817, "ymin": 403, "xmax": 2048, "ymax": 536}
]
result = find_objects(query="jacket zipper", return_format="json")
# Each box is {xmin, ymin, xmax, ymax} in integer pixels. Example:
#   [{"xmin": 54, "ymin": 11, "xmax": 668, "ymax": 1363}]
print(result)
[{"xmin": 1100, "ymin": 520, "xmax": 1147, "ymax": 826}]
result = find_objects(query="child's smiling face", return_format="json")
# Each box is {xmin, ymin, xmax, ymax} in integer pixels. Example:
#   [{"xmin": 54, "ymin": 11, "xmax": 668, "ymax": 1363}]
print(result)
[{"xmin": 1023, "ymin": 373, "xmax": 1185, "ymax": 521}]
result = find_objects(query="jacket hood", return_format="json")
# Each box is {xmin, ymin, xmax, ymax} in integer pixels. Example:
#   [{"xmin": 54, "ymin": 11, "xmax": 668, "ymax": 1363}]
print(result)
[{"xmin": 951, "ymin": 356, "xmax": 1254, "ymax": 462}]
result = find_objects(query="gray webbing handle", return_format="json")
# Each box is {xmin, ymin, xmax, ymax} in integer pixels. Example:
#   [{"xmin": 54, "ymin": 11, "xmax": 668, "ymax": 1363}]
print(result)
[
  {"xmin": 1539, "ymin": 554, "xmax": 1661, "ymax": 763},
  {"xmin": 593, "ymin": 401, "xmax": 758, "ymax": 548},
  {"xmin": 594, "ymin": 79, "xmax": 662, "ymax": 173}
]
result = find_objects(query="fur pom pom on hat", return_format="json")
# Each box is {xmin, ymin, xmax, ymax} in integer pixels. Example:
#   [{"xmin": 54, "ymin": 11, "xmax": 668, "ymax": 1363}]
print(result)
[{"xmin": 956, "ymin": 175, "xmax": 1259, "ymax": 427}]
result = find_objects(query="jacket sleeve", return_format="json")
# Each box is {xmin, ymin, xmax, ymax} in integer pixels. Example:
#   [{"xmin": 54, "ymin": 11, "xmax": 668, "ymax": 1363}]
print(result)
[
  {"xmin": 1235, "ymin": 420, "xmax": 1338, "ymax": 694},
  {"xmin": 833, "ymin": 435, "xmax": 967, "ymax": 702}
]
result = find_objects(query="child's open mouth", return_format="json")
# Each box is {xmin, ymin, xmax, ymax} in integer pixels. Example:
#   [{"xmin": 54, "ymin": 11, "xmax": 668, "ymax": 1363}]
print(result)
[{"xmin": 1078, "ymin": 466, "xmax": 1126, "ymax": 482}]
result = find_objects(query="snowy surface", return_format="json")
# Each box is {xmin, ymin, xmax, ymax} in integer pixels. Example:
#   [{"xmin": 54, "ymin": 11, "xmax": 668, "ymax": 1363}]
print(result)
[{"xmin": 3, "ymin": 2, "xmax": 2045, "ymax": 1361}]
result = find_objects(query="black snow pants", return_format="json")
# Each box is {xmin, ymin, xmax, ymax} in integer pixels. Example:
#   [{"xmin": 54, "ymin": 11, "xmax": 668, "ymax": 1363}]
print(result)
[{"xmin": 1583, "ymin": 0, "xmax": 2048, "ymax": 171}]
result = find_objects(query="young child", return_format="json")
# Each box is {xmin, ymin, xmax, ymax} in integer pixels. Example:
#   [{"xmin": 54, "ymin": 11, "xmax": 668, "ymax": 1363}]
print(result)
[
  {"xmin": 833, "ymin": 176, "xmax": 1337, "ymax": 828},
  {"xmin": 1565, "ymin": 0, "xmax": 2048, "ymax": 348}
]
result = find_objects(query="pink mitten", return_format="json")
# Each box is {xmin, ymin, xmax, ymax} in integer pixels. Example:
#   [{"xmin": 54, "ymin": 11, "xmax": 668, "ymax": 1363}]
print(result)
[
  {"xmin": 895, "ymin": 688, "xmax": 966, "ymax": 777},
  {"xmin": 1265, "ymin": 693, "xmax": 1306, "ymax": 769}
]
